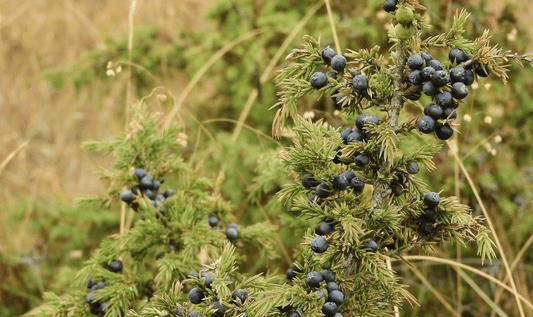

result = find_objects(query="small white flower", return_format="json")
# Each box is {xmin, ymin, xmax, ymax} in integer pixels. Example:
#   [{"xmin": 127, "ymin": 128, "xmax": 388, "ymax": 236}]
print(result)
[
  {"xmin": 463, "ymin": 114, "xmax": 471, "ymax": 122},
  {"xmin": 494, "ymin": 135, "xmax": 502, "ymax": 143},
  {"xmin": 484, "ymin": 116, "xmax": 492, "ymax": 124}
]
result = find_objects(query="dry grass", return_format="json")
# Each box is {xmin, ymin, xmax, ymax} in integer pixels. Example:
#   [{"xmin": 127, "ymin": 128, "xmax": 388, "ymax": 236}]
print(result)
[{"xmin": 0, "ymin": 0, "xmax": 216, "ymax": 206}]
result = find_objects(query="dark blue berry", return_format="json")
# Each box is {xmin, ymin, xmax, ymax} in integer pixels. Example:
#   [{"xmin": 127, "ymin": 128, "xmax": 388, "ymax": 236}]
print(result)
[
  {"xmin": 226, "ymin": 227, "xmax": 238, "ymax": 240},
  {"xmin": 407, "ymin": 54, "xmax": 424, "ymax": 70},
  {"xmin": 208, "ymin": 215, "xmax": 219, "ymax": 227},
  {"xmin": 322, "ymin": 48, "xmax": 336, "ymax": 64},
  {"xmin": 156, "ymin": 252, "xmax": 165, "ymax": 260},
  {"xmin": 347, "ymin": 130, "xmax": 364, "ymax": 144},
  {"xmin": 435, "ymin": 124, "xmax": 453, "ymax": 140},
  {"xmin": 475, "ymin": 65, "xmax": 491, "ymax": 77},
  {"xmin": 350, "ymin": 176, "xmax": 365, "ymax": 192},
  {"xmin": 420, "ymin": 221, "xmax": 436, "ymax": 234},
  {"xmin": 188, "ymin": 312, "xmax": 199, "ymax": 317},
  {"xmin": 152, "ymin": 180, "xmax": 161, "ymax": 191},
  {"xmin": 464, "ymin": 68, "xmax": 475, "ymax": 85},
  {"xmin": 120, "ymin": 190, "xmax": 134, "ymax": 203},
  {"xmin": 133, "ymin": 168, "xmax": 145, "ymax": 180},
  {"xmin": 352, "ymin": 75, "xmax": 369, "ymax": 90},
  {"xmin": 315, "ymin": 222, "xmax": 334, "ymax": 235},
  {"xmin": 302, "ymin": 174, "xmax": 318, "ymax": 188},
  {"xmin": 139, "ymin": 175, "xmax": 152, "ymax": 189},
  {"xmin": 432, "ymin": 70, "xmax": 449, "ymax": 87},
  {"xmin": 87, "ymin": 277, "xmax": 93, "ymax": 289},
  {"xmin": 408, "ymin": 70, "xmax": 423, "ymax": 85},
  {"xmin": 363, "ymin": 240, "xmax": 379, "ymax": 252},
  {"xmin": 355, "ymin": 154, "xmax": 369, "ymax": 167},
  {"xmin": 131, "ymin": 185, "xmax": 140, "ymax": 195},
  {"xmin": 421, "ymin": 52, "xmax": 433, "ymax": 63},
  {"xmin": 328, "ymin": 290, "xmax": 345, "ymax": 307},
  {"xmin": 355, "ymin": 113, "xmax": 371, "ymax": 130},
  {"xmin": 449, "ymin": 48, "xmax": 467, "ymax": 64},
  {"xmin": 142, "ymin": 189, "xmax": 155, "ymax": 200},
  {"xmin": 422, "ymin": 81, "xmax": 437, "ymax": 96},
  {"xmin": 321, "ymin": 269, "xmax": 335, "ymax": 282},
  {"xmin": 174, "ymin": 309, "xmax": 183, "ymax": 316},
  {"xmin": 331, "ymin": 55, "xmax": 347, "ymax": 72},
  {"xmin": 435, "ymin": 90, "xmax": 453, "ymax": 108},
  {"xmin": 361, "ymin": 115, "xmax": 379, "ymax": 129},
  {"xmin": 442, "ymin": 107, "xmax": 456, "ymax": 120},
  {"xmin": 163, "ymin": 189, "xmax": 174, "ymax": 198},
  {"xmin": 418, "ymin": 115, "xmax": 436, "ymax": 134},
  {"xmin": 91, "ymin": 282, "xmax": 105, "ymax": 291},
  {"xmin": 155, "ymin": 194, "xmax": 165, "ymax": 202},
  {"xmin": 232, "ymin": 289, "xmax": 248, "ymax": 305},
  {"xmin": 422, "ymin": 207, "xmax": 438, "ymax": 223},
  {"xmin": 228, "ymin": 223, "xmax": 238, "ymax": 229},
  {"xmin": 340, "ymin": 128, "xmax": 352, "ymax": 144},
  {"xmin": 383, "ymin": 0, "xmax": 398, "ymax": 12},
  {"xmin": 202, "ymin": 274, "xmax": 213, "ymax": 288},
  {"xmin": 327, "ymin": 71, "xmax": 338, "ymax": 80},
  {"xmin": 315, "ymin": 291, "xmax": 326, "ymax": 301},
  {"xmin": 451, "ymin": 82, "xmax": 468, "ymax": 99},
  {"xmin": 109, "ymin": 260, "xmax": 122, "ymax": 273},
  {"xmin": 287, "ymin": 268, "xmax": 296, "ymax": 280},
  {"xmin": 86, "ymin": 291, "xmax": 95, "ymax": 304},
  {"xmin": 450, "ymin": 67, "xmax": 466, "ymax": 83},
  {"xmin": 424, "ymin": 192, "xmax": 440, "ymax": 207},
  {"xmin": 311, "ymin": 236, "xmax": 328, "ymax": 253},
  {"xmin": 309, "ymin": 194, "xmax": 319, "ymax": 204},
  {"xmin": 332, "ymin": 174, "xmax": 348, "ymax": 190},
  {"xmin": 427, "ymin": 59, "xmax": 443, "ymax": 71},
  {"xmin": 407, "ymin": 162, "xmax": 420, "ymax": 174},
  {"xmin": 326, "ymin": 281, "xmax": 340, "ymax": 293},
  {"xmin": 307, "ymin": 271, "xmax": 324, "ymax": 288},
  {"xmin": 287, "ymin": 312, "xmax": 300, "ymax": 317},
  {"xmin": 426, "ymin": 104, "xmax": 443, "ymax": 120},
  {"xmin": 316, "ymin": 184, "xmax": 331, "ymax": 199},
  {"xmin": 311, "ymin": 72, "xmax": 328, "ymax": 89},
  {"xmin": 322, "ymin": 302, "xmax": 338, "ymax": 317},
  {"xmin": 212, "ymin": 301, "xmax": 227, "ymax": 317},
  {"xmin": 340, "ymin": 170, "xmax": 356, "ymax": 182},
  {"xmin": 421, "ymin": 66, "xmax": 435, "ymax": 81}
]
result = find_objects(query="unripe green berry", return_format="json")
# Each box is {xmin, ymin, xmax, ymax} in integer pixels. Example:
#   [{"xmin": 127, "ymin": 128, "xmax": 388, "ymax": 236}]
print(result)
[
  {"xmin": 394, "ymin": 24, "xmax": 415, "ymax": 40},
  {"xmin": 396, "ymin": 7, "xmax": 414, "ymax": 26}
]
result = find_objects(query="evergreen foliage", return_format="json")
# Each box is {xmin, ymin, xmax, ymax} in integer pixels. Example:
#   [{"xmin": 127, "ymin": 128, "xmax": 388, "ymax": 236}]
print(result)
[{"xmin": 28, "ymin": 0, "xmax": 533, "ymax": 316}]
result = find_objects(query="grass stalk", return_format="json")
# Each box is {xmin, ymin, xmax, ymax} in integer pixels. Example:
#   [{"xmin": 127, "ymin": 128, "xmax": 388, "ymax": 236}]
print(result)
[
  {"xmin": 325, "ymin": 0, "xmax": 341, "ymax": 54},
  {"xmin": 447, "ymin": 140, "xmax": 525, "ymax": 316},
  {"xmin": 398, "ymin": 256, "xmax": 533, "ymax": 311}
]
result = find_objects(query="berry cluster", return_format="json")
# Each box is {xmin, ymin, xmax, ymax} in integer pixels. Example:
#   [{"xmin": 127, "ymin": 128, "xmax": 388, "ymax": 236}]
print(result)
[
  {"xmin": 207, "ymin": 213, "xmax": 240, "ymax": 241},
  {"xmin": 85, "ymin": 278, "xmax": 107, "ymax": 317},
  {"xmin": 310, "ymin": 47, "xmax": 369, "ymax": 99},
  {"xmin": 285, "ymin": 263, "xmax": 344, "ymax": 317},
  {"xmin": 119, "ymin": 168, "xmax": 174, "ymax": 214},
  {"xmin": 415, "ymin": 192, "xmax": 441, "ymax": 235},
  {"xmin": 85, "ymin": 261, "xmax": 123, "ymax": 316},
  {"xmin": 187, "ymin": 272, "xmax": 247, "ymax": 317},
  {"xmin": 408, "ymin": 49, "xmax": 491, "ymax": 140}
]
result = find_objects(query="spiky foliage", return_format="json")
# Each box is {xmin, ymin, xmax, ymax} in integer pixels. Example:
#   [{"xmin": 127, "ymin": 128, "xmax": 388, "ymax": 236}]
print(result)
[{"xmin": 30, "ymin": 105, "xmax": 278, "ymax": 317}]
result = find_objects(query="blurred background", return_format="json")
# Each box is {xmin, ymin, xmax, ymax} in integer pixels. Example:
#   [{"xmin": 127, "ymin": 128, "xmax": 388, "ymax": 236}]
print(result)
[{"xmin": 1, "ymin": 0, "xmax": 533, "ymax": 316}]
